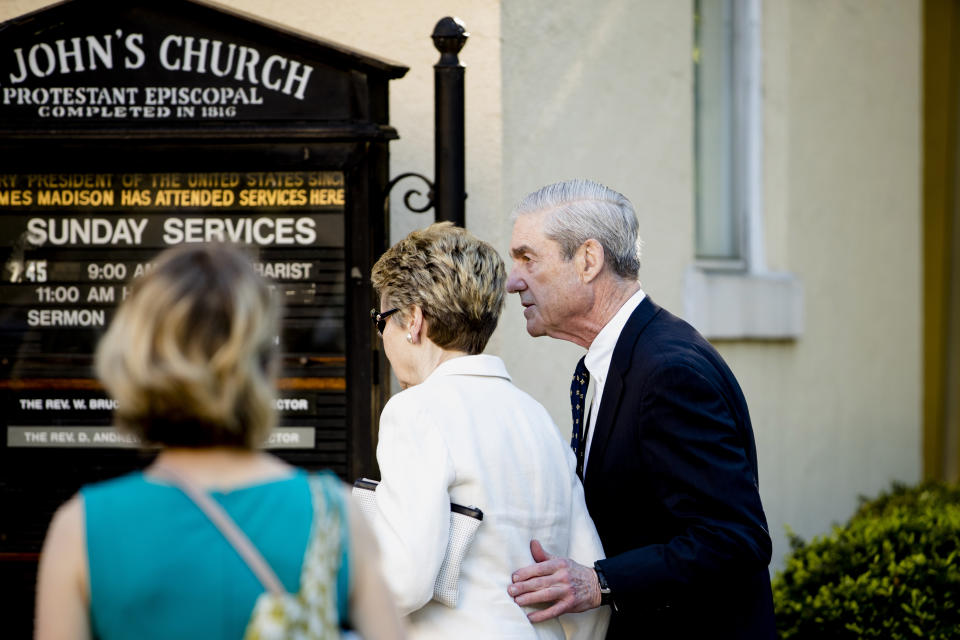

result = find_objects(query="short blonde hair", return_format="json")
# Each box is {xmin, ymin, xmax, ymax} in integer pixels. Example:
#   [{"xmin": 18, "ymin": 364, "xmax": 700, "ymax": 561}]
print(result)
[
  {"xmin": 371, "ymin": 222, "xmax": 505, "ymax": 354},
  {"xmin": 95, "ymin": 244, "xmax": 280, "ymax": 448}
]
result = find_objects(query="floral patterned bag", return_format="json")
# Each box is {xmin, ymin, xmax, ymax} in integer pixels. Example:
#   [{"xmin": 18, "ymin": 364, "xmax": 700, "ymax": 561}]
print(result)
[{"xmin": 152, "ymin": 466, "xmax": 348, "ymax": 640}]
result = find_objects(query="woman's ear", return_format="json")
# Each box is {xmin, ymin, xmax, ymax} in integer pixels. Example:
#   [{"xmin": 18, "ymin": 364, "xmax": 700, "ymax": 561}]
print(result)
[{"xmin": 407, "ymin": 305, "xmax": 425, "ymax": 344}]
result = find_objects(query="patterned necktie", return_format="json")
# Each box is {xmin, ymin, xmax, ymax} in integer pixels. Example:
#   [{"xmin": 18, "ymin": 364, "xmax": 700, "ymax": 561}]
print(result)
[{"xmin": 570, "ymin": 356, "xmax": 590, "ymax": 476}]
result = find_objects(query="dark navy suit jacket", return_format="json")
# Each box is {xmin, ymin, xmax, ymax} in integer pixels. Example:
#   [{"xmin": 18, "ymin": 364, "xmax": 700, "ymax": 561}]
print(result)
[{"xmin": 587, "ymin": 297, "xmax": 776, "ymax": 639}]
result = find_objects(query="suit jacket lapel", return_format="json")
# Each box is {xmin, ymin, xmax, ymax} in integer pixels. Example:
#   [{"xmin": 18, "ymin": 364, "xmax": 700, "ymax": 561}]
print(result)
[{"xmin": 584, "ymin": 296, "xmax": 661, "ymax": 487}]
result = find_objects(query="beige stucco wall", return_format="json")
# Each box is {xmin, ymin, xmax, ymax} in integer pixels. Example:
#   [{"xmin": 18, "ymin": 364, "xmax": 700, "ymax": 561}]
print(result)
[
  {"xmin": 737, "ymin": 0, "xmax": 923, "ymax": 565},
  {"xmin": 1, "ymin": 0, "xmax": 923, "ymax": 573}
]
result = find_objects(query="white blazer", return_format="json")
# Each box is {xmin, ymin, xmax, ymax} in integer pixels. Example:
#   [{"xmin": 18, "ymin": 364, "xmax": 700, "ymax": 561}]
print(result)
[{"xmin": 367, "ymin": 355, "xmax": 609, "ymax": 640}]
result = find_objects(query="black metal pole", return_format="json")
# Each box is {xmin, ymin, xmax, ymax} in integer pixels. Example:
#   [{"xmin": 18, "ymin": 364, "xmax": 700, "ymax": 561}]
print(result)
[{"xmin": 432, "ymin": 17, "xmax": 468, "ymax": 227}]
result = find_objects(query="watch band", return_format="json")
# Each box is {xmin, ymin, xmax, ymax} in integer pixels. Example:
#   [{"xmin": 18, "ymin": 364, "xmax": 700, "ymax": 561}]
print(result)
[{"xmin": 594, "ymin": 563, "xmax": 615, "ymax": 609}]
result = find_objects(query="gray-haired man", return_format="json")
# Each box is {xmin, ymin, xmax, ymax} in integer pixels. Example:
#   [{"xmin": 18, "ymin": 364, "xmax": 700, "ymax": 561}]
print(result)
[{"xmin": 505, "ymin": 179, "xmax": 775, "ymax": 639}]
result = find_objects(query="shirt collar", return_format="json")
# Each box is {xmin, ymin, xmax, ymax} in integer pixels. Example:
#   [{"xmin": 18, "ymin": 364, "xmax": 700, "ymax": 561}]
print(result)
[
  {"xmin": 425, "ymin": 354, "xmax": 512, "ymax": 382},
  {"xmin": 584, "ymin": 288, "xmax": 646, "ymax": 383}
]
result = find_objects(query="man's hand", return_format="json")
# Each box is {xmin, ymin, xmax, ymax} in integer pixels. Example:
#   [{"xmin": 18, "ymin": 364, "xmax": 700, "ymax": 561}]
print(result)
[{"xmin": 507, "ymin": 539, "xmax": 601, "ymax": 622}]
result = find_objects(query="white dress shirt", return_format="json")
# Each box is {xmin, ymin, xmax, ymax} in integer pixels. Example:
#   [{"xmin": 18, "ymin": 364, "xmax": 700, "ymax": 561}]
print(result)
[
  {"xmin": 582, "ymin": 288, "xmax": 646, "ymax": 476},
  {"xmin": 368, "ymin": 354, "xmax": 609, "ymax": 640}
]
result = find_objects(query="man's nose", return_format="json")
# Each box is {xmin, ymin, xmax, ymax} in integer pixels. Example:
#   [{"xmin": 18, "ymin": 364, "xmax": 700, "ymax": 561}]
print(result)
[{"xmin": 506, "ymin": 267, "xmax": 525, "ymax": 293}]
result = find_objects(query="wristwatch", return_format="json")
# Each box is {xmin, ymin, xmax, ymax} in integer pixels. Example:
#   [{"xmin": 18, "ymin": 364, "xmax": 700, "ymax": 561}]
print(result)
[{"xmin": 593, "ymin": 563, "xmax": 616, "ymax": 610}]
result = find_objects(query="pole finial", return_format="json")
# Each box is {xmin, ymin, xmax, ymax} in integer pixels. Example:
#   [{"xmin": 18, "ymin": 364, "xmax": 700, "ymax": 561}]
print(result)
[{"xmin": 432, "ymin": 17, "xmax": 469, "ymax": 65}]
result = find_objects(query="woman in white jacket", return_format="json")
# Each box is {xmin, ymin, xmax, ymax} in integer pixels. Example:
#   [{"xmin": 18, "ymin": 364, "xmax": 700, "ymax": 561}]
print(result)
[{"xmin": 367, "ymin": 222, "xmax": 608, "ymax": 639}]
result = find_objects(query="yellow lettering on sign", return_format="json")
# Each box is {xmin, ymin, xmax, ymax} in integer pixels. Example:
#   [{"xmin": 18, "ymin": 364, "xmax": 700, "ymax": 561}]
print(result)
[
  {"xmin": 153, "ymin": 189, "xmax": 234, "ymax": 207},
  {"xmin": 238, "ymin": 189, "xmax": 308, "ymax": 207},
  {"xmin": 0, "ymin": 190, "xmax": 33, "ymax": 206},
  {"xmin": 121, "ymin": 190, "xmax": 152, "ymax": 206},
  {"xmin": 310, "ymin": 188, "xmax": 345, "ymax": 206},
  {"xmin": 25, "ymin": 174, "xmax": 112, "ymax": 189},
  {"xmin": 307, "ymin": 172, "xmax": 344, "ymax": 187},
  {"xmin": 151, "ymin": 174, "xmax": 182, "ymax": 188},
  {"xmin": 36, "ymin": 190, "xmax": 114, "ymax": 207},
  {"xmin": 243, "ymin": 172, "xmax": 305, "ymax": 188}
]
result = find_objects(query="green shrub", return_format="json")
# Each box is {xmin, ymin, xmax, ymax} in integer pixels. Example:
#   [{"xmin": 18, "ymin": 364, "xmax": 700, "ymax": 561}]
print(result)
[{"xmin": 772, "ymin": 481, "xmax": 960, "ymax": 639}]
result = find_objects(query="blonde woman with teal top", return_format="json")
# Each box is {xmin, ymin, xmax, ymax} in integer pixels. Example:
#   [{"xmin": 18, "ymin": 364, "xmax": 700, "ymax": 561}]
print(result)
[{"xmin": 35, "ymin": 244, "xmax": 404, "ymax": 640}]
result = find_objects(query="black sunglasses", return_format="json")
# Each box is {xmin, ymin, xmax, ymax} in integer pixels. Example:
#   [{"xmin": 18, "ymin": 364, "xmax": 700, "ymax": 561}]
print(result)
[{"xmin": 370, "ymin": 308, "xmax": 400, "ymax": 336}]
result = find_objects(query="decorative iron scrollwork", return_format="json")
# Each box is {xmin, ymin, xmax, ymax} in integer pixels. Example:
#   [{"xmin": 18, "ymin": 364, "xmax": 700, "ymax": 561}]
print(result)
[{"xmin": 383, "ymin": 172, "xmax": 435, "ymax": 214}]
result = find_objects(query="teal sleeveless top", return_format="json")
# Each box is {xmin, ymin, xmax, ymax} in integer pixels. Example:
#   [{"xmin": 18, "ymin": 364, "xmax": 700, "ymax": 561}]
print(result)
[{"xmin": 82, "ymin": 469, "xmax": 349, "ymax": 640}]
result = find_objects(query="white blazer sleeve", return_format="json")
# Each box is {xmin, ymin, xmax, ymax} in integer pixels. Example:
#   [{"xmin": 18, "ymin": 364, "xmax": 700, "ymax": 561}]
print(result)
[
  {"xmin": 559, "ymin": 449, "xmax": 611, "ymax": 640},
  {"xmin": 369, "ymin": 392, "xmax": 456, "ymax": 615}
]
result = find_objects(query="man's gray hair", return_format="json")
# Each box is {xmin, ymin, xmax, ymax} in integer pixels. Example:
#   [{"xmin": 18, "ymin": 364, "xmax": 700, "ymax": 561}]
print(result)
[{"xmin": 512, "ymin": 179, "xmax": 641, "ymax": 279}]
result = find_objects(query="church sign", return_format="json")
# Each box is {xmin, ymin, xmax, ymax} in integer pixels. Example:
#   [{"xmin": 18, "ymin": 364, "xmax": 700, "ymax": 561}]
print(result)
[
  {"xmin": 0, "ymin": 0, "xmax": 366, "ymax": 123},
  {"xmin": 0, "ymin": 3, "xmax": 407, "ymax": 632}
]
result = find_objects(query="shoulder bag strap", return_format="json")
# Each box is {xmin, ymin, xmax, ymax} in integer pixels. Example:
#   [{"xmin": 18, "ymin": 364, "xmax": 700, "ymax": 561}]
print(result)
[
  {"xmin": 311, "ymin": 472, "xmax": 350, "ymax": 622},
  {"xmin": 150, "ymin": 465, "xmax": 285, "ymax": 596}
]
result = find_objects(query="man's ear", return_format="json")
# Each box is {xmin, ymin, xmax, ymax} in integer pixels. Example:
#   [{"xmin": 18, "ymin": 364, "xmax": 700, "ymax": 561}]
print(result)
[{"xmin": 575, "ymin": 239, "xmax": 605, "ymax": 284}]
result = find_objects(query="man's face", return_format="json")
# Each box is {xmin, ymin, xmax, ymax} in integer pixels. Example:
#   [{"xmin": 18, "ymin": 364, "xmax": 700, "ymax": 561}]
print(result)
[{"xmin": 506, "ymin": 210, "xmax": 583, "ymax": 338}]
